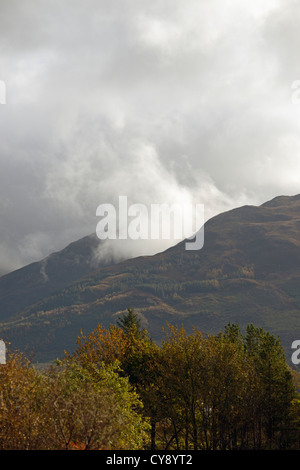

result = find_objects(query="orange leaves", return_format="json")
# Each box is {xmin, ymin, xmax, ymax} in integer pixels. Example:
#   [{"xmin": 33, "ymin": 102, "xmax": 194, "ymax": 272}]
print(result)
[{"xmin": 72, "ymin": 324, "xmax": 128, "ymax": 367}]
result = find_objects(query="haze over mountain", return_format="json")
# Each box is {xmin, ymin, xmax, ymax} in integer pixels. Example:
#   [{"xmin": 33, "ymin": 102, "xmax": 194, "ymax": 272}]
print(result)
[
  {"xmin": 2, "ymin": 1, "xmax": 300, "ymax": 280},
  {"xmin": 0, "ymin": 194, "xmax": 300, "ymax": 364}
]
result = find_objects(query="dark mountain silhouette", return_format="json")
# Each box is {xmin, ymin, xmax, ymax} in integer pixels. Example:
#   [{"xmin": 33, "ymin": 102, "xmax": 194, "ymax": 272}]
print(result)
[{"xmin": 1, "ymin": 194, "xmax": 300, "ymax": 364}]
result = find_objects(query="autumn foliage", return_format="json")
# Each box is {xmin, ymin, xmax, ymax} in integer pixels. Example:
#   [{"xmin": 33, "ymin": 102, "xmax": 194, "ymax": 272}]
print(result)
[{"xmin": 0, "ymin": 308, "xmax": 299, "ymax": 450}]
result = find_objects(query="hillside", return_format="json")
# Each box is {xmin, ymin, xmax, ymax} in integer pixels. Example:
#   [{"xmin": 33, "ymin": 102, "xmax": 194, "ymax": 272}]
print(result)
[
  {"xmin": 0, "ymin": 233, "xmax": 118, "ymax": 321},
  {"xmin": 1, "ymin": 194, "xmax": 300, "ymax": 363}
]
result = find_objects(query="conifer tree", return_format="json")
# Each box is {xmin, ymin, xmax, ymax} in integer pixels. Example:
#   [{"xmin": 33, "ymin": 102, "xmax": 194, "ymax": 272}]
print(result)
[{"xmin": 117, "ymin": 308, "xmax": 143, "ymax": 338}]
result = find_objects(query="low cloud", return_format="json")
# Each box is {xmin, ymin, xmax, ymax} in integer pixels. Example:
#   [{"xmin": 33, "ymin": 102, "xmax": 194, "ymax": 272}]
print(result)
[{"xmin": 0, "ymin": 0, "xmax": 300, "ymax": 274}]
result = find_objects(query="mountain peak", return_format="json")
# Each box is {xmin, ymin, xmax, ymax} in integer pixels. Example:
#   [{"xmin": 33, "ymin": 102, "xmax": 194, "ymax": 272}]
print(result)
[{"xmin": 260, "ymin": 194, "xmax": 300, "ymax": 208}]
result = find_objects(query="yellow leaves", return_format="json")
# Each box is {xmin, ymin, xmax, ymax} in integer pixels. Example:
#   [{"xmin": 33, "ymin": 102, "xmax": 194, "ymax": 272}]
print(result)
[{"xmin": 0, "ymin": 350, "xmax": 150, "ymax": 450}]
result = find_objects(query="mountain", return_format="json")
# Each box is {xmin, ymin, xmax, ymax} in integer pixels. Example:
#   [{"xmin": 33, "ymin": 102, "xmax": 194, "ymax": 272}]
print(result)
[
  {"xmin": 0, "ymin": 233, "xmax": 108, "ymax": 320},
  {"xmin": 1, "ymin": 194, "xmax": 300, "ymax": 364}
]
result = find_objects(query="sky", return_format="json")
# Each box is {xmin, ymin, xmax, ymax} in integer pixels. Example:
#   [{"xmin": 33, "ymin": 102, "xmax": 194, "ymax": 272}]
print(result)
[{"xmin": 1, "ymin": 0, "xmax": 300, "ymax": 275}]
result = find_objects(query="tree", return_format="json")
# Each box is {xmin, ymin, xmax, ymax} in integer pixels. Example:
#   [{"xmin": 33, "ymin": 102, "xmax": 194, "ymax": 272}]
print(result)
[
  {"xmin": 70, "ymin": 323, "xmax": 128, "ymax": 369},
  {"xmin": 44, "ymin": 359, "xmax": 149, "ymax": 450},
  {"xmin": 0, "ymin": 349, "xmax": 150, "ymax": 450},
  {"xmin": 155, "ymin": 325, "xmax": 205, "ymax": 450},
  {"xmin": 117, "ymin": 308, "xmax": 144, "ymax": 338},
  {"xmin": 117, "ymin": 309, "xmax": 160, "ymax": 450},
  {"xmin": 244, "ymin": 324, "xmax": 296, "ymax": 448},
  {"xmin": 0, "ymin": 351, "xmax": 51, "ymax": 450},
  {"xmin": 200, "ymin": 330, "xmax": 251, "ymax": 450}
]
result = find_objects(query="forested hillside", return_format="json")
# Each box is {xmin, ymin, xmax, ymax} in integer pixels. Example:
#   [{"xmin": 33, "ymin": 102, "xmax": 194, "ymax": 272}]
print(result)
[{"xmin": 1, "ymin": 194, "xmax": 300, "ymax": 364}]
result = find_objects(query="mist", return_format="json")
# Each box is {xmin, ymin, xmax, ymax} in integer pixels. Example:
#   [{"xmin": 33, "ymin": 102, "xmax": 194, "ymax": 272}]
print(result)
[{"xmin": 1, "ymin": 0, "xmax": 300, "ymax": 274}]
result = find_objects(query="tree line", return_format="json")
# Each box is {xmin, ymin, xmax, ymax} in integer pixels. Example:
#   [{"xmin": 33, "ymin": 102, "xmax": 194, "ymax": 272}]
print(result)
[{"xmin": 0, "ymin": 308, "xmax": 299, "ymax": 450}]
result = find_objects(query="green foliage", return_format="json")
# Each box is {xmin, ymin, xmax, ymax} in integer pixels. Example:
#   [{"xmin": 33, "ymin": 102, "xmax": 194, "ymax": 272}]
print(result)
[
  {"xmin": 117, "ymin": 308, "xmax": 144, "ymax": 338},
  {"xmin": 148, "ymin": 322, "xmax": 298, "ymax": 450},
  {"xmin": 45, "ymin": 359, "xmax": 149, "ymax": 450}
]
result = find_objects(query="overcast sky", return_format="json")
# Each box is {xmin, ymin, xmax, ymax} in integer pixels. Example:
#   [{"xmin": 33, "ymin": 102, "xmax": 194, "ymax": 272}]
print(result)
[{"xmin": 1, "ymin": 0, "xmax": 300, "ymax": 275}]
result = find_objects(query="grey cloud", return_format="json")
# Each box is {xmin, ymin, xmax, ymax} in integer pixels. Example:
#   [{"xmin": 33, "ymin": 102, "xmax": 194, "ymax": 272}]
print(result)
[{"xmin": 0, "ymin": 0, "xmax": 299, "ymax": 274}]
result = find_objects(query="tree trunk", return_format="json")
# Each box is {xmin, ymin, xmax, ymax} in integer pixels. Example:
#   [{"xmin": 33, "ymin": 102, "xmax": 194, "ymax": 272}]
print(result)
[{"xmin": 151, "ymin": 419, "xmax": 156, "ymax": 450}]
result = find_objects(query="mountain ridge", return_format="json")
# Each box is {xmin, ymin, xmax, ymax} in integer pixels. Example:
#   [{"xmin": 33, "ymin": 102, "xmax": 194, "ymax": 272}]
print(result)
[{"xmin": 1, "ymin": 193, "xmax": 300, "ymax": 364}]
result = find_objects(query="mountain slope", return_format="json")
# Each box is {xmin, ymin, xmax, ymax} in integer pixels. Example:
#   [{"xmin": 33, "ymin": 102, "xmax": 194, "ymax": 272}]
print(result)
[
  {"xmin": 0, "ymin": 233, "xmax": 115, "ymax": 322},
  {"xmin": 1, "ymin": 194, "xmax": 300, "ymax": 363}
]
